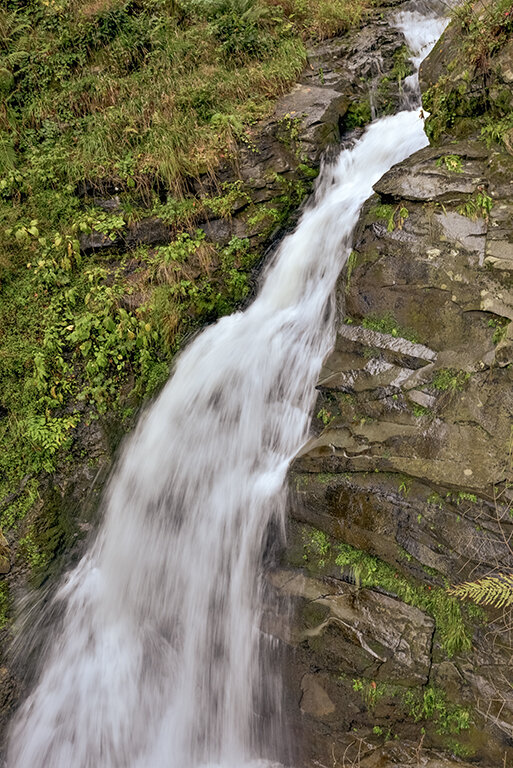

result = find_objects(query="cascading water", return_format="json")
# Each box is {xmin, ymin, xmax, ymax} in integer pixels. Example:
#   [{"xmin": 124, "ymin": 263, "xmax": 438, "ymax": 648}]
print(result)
[
  {"xmin": 7, "ymin": 6, "xmax": 447, "ymax": 768},
  {"xmin": 396, "ymin": 2, "xmax": 448, "ymax": 108}
]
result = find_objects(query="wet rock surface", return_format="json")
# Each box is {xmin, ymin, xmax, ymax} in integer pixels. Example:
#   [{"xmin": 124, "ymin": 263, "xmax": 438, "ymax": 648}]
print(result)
[
  {"xmin": 280, "ymin": 15, "xmax": 513, "ymax": 768},
  {"xmin": 281, "ymin": 142, "xmax": 513, "ymax": 765}
]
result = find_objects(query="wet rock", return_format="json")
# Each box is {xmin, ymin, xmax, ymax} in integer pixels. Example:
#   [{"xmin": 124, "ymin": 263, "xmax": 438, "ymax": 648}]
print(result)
[
  {"xmin": 300, "ymin": 674, "xmax": 336, "ymax": 717},
  {"xmin": 373, "ymin": 143, "xmax": 487, "ymax": 203},
  {"xmin": 274, "ymin": 84, "xmax": 348, "ymax": 150},
  {"xmin": 124, "ymin": 217, "xmax": 171, "ymax": 248},
  {"xmin": 285, "ymin": 114, "xmax": 513, "ymax": 768},
  {"xmin": 359, "ymin": 743, "xmax": 477, "ymax": 767},
  {"xmin": 275, "ymin": 569, "xmax": 434, "ymax": 684},
  {"xmin": 79, "ymin": 229, "xmax": 121, "ymax": 253}
]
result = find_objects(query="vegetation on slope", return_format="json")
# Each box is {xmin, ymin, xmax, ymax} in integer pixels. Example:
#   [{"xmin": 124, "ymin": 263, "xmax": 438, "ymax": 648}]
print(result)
[
  {"xmin": 0, "ymin": 0, "xmax": 373, "ymax": 587},
  {"xmin": 423, "ymin": 0, "xmax": 513, "ymax": 143}
]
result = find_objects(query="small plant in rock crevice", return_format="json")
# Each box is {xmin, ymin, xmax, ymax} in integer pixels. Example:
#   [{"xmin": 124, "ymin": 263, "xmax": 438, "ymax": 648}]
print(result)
[
  {"xmin": 457, "ymin": 188, "xmax": 493, "ymax": 222},
  {"xmin": 436, "ymin": 154, "xmax": 463, "ymax": 173},
  {"xmin": 430, "ymin": 368, "xmax": 471, "ymax": 393}
]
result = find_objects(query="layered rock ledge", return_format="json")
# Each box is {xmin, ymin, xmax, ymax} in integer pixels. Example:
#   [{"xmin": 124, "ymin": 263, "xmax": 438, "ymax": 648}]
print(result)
[{"xmin": 281, "ymin": 5, "xmax": 513, "ymax": 767}]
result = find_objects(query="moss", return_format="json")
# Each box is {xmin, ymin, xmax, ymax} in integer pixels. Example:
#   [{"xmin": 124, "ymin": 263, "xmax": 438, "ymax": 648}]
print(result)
[
  {"xmin": 18, "ymin": 487, "xmax": 72, "ymax": 585},
  {"xmin": 0, "ymin": 580, "xmax": 10, "ymax": 629},
  {"xmin": 361, "ymin": 312, "xmax": 419, "ymax": 343},
  {"xmin": 345, "ymin": 249, "xmax": 358, "ymax": 292},
  {"xmin": 390, "ymin": 44, "xmax": 413, "ymax": 83},
  {"xmin": 430, "ymin": 369, "xmax": 471, "ymax": 392},
  {"xmin": 302, "ymin": 527, "xmax": 331, "ymax": 568},
  {"xmin": 317, "ymin": 473, "xmax": 337, "ymax": 484}
]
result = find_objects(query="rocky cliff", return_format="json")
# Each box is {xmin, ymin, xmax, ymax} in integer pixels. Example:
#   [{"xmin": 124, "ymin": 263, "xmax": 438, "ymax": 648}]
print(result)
[{"xmin": 281, "ymin": 2, "xmax": 513, "ymax": 766}]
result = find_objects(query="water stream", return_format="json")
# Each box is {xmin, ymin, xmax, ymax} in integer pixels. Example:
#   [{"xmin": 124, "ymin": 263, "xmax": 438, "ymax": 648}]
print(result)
[{"xmin": 7, "ymin": 6, "xmax": 446, "ymax": 767}]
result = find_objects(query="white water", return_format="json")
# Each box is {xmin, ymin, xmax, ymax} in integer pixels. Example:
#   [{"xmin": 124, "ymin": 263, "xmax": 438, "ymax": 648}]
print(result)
[
  {"xmin": 7, "ymin": 9, "xmax": 445, "ymax": 768},
  {"xmin": 396, "ymin": 5, "xmax": 448, "ymax": 107}
]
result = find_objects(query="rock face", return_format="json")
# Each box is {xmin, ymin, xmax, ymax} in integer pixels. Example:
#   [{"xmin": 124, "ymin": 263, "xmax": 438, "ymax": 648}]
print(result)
[
  {"xmin": 280, "ymin": 12, "xmax": 513, "ymax": 768},
  {"xmin": 419, "ymin": 0, "xmax": 513, "ymax": 146}
]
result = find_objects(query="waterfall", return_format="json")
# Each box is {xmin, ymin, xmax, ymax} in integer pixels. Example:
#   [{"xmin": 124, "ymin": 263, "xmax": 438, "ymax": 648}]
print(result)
[{"xmin": 7, "ymin": 6, "xmax": 446, "ymax": 767}]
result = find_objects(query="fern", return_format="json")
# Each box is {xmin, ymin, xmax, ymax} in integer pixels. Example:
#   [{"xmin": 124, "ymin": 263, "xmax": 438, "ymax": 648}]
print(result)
[{"xmin": 448, "ymin": 573, "xmax": 513, "ymax": 609}]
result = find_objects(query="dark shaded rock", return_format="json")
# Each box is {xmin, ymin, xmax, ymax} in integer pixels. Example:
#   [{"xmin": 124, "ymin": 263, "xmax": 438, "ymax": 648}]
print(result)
[
  {"xmin": 75, "ymin": 174, "xmax": 166, "ymax": 202},
  {"xmin": 200, "ymin": 217, "xmax": 247, "ymax": 245},
  {"xmin": 75, "ymin": 177, "xmax": 124, "ymax": 199},
  {"xmin": 91, "ymin": 196, "xmax": 121, "ymax": 212},
  {"xmin": 79, "ymin": 229, "xmax": 121, "ymax": 254},
  {"xmin": 124, "ymin": 217, "xmax": 171, "ymax": 248}
]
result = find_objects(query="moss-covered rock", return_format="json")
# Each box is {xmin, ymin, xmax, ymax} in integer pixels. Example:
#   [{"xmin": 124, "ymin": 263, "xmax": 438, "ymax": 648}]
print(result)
[{"xmin": 420, "ymin": 0, "xmax": 513, "ymax": 145}]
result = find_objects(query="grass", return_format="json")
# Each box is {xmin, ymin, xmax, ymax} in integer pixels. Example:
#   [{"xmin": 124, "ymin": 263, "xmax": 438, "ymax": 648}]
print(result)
[
  {"xmin": 457, "ymin": 189, "xmax": 493, "ymax": 221},
  {"xmin": 264, "ymin": 0, "xmax": 373, "ymax": 39}
]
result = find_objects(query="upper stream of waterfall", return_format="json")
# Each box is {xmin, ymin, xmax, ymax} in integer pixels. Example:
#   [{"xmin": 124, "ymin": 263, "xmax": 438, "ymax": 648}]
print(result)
[{"xmin": 7, "ymin": 6, "xmax": 447, "ymax": 768}]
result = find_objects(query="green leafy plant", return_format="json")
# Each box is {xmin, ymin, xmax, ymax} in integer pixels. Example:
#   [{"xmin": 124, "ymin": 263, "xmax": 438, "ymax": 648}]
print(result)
[
  {"xmin": 488, "ymin": 317, "xmax": 510, "ymax": 345},
  {"xmin": 436, "ymin": 154, "xmax": 463, "ymax": 173},
  {"xmin": 457, "ymin": 189, "xmax": 493, "ymax": 221},
  {"xmin": 370, "ymin": 203, "xmax": 409, "ymax": 232},
  {"xmin": 24, "ymin": 415, "xmax": 80, "ymax": 473},
  {"xmin": 403, "ymin": 686, "xmax": 471, "ymax": 735},
  {"xmin": 449, "ymin": 573, "xmax": 513, "ymax": 609},
  {"xmin": 317, "ymin": 407, "xmax": 332, "ymax": 427},
  {"xmin": 344, "ymin": 99, "xmax": 372, "ymax": 129}
]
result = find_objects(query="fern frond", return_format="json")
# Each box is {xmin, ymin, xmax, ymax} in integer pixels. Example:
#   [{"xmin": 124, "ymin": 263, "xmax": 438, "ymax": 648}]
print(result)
[{"xmin": 448, "ymin": 574, "xmax": 513, "ymax": 609}]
